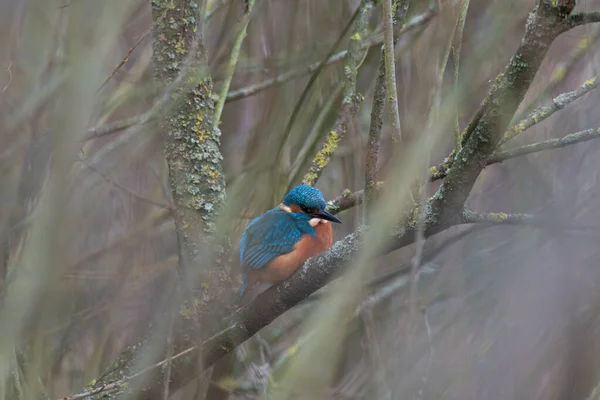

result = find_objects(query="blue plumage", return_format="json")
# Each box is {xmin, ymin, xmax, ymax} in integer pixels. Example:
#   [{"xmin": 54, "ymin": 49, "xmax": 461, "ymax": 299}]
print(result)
[
  {"xmin": 282, "ymin": 185, "xmax": 327, "ymax": 211},
  {"xmin": 240, "ymin": 209, "xmax": 316, "ymax": 270},
  {"xmin": 239, "ymin": 185, "xmax": 340, "ymax": 296}
]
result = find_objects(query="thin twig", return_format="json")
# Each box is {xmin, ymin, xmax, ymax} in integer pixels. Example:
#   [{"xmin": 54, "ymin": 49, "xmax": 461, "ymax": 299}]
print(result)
[
  {"xmin": 499, "ymin": 76, "xmax": 598, "ymax": 145},
  {"xmin": 84, "ymin": 114, "xmax": 149, "ymax": 141},
  {"xmin": 2, "ymin": 61, "xmax": 13, "ymax": 93},
  {"xmin": 162, "ymin": 327, "xmax": 174, "ymax": 400},
  {"xmin": 326, "ymin": 184, "xmax": 383, "ymax": 215},
  {"xmin": 79, "ymin": 159, "xmax": 172, "ymax": 210},
  {"xmin": 301, "ymin": 1, "xmax": 374, "ymax": 186},
  {"xmin": 59, "ymin": 325, "xmax": 236, "ymax": 400},
  {"xmin": 205, "ymin": 0, "xmax": 233, "ymax": 20},
  {"xmin": 282, "ymin": 2, "xmax": 365, "ymax": 182},
  {"xmin": 462, "ymin": 210, "xmax": 536, "ymax": 225},
  {"xmin": 364, "ymin": 58, "xmax": 386, "ymax": 217},
  {"xmin": 416, "ymin": 310, "xmax": 434, "ymax": 400},
  {"xmin": 214, "ymin": 0, "xmax": 255, "ymax": 126},
  {"xmin": 515, "ymin": 26, "xmax": 600, "ymax": 120},
  {"xmin": 225, "ymin": 6, "xmax": 437, "ymax": 103},
  {"xmin": 451, "ymin": 0, "xmax": 470, "ymax": 149},
  {"xmin": 490, "ymin": 127, "xmax": 600, "ymax": 164},
  {"xmin": 225, "ymin": 50, "xmax": 348, "ymax": 102},
  {"xmin": 97, "ymin": 26, "xmax": 153, "ymax": 93},
  {"xmin": 361, "ymin": 310, "xmax": 392, "ymax": 400},
  {"xmin": 383, "ymin": 0, "xmax": 402, "ymax": 146},
  {"xmin": 364, "ymin": 0, "xmax": 410, "ymax": 217},
  {"xmin": 287, "ymin": 85, "xmax": 344, "ymax": 186},
  {"xmin": 343, "ymin": 125, "xmax": 600, "ymax": 213},
  {"xmin": 86, "ymin": 6, "xmax": 438, "ymax": 141}
]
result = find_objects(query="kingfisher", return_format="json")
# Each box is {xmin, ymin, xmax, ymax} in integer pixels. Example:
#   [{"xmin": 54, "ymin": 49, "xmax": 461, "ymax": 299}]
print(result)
[{"xmin": 239, "ymin": 185, "xmax": 341, "ymax": 296}]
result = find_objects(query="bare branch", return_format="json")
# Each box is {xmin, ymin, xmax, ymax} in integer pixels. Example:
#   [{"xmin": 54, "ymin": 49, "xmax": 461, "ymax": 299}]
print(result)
[
  {"xmin": 84, "ymin": 114, "xmax": 149, "ymax": 141},
  {"xmin": 434, "ymin": 127, "xmax": 600, "ymax": 181},
  {"xmin": 364, "ymin": 59, "xmax": 386, "ymax": 214},
  {"xmin": 302, "ymin": 1, "xmax": 374, "ymax": 186},
  {"xmin": 566, "ymin": 11, "xmax": 600, "ymax": 29},
  {"xmin": 85, "ymin": 6, "xmax": 439, "ymax": 143},
  {"xmin": 451, "ymin": 0, "xmax": 470, "ymax": 148},
  {"xmin": 213, "ymin": 0, "xmax": 255, "ymax": 126},
  {"xmin": 516, "ymin": 25, "xmax": 600, "ymax": 119},
  {"xmin": 327, "ymin": 183, "xmax": 383, "ymax": 215},
  {"xmin": 490, "ymin": 127, "xmax": 600, "ymax": 163},
  {"xmin": 225, "ymin": 6, "xmax": 437, "ymax": 103},
  {"xmin": 499, "ymin": 76, "xmax": 598, "ymax": 145},
  {"xmin": 429, "ymin": 2, "xmax": 577, "ymax": 224},
  {"xmin": 462, "ymin": 210, "xmax": 536, "ymax": 225},
  {"xmin": 97, "ymin": 26, "xmax": 152, "ymax": 93},
  {"xmin": 225, "ymin": 49, "xmax": 349, "ymax": 103},
  {"xmin": 383, "ymin": 0, "xmax": 402, "ymax": 145},
  {"xmin": 364, "ymin": 0, "xmax": 410, "ymax": 215}
]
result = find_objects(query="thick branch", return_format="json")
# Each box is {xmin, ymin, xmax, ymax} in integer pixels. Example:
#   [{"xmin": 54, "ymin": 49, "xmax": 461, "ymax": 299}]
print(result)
[
  {"xmin": 152, "ymin": 1, "xmax": 226, "ymax": 235},
  {"xmin": 429, "ymin": 2, "xmax": 576, "ymax": 225}
]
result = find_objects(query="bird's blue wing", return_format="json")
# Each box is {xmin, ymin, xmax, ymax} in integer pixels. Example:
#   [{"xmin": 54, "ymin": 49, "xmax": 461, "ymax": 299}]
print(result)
[{"xmin": 240, "ymin": 209, "xmax": 306, "ymax": 270}]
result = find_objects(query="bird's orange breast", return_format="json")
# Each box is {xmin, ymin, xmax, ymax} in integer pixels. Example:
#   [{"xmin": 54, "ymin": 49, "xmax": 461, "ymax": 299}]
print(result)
[{"xmin": 249, "ymin": 221, "xmax": 333, "ymax": 284}]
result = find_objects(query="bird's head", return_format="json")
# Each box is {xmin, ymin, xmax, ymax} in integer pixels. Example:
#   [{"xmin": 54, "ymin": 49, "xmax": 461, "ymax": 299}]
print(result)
[{"xmin": 280, "ymin": 185, "xmax": 342, "ymax": 224}]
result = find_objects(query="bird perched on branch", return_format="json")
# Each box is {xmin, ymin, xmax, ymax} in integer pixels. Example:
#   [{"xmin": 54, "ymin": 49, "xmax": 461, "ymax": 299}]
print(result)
[{"xmin": 239, "ymin": 185, "xmax": 341, "ymax": 297}]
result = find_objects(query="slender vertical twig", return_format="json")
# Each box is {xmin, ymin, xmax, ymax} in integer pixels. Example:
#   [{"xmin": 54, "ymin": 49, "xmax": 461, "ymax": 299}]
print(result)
[
  {"xmin": 363, "ymin": 59, "xmax": 386, "ymax": 216},
  {"xmin": 276, "ymin": 4, "xmax": 364, "ymax": 172},
  {"xmin": 214, "ymin": 0, "xmax": 255, "ymax": 127},
  {"xmin": 364, "ymin": 0, "xmax": 410, "ymax": 216},
  {"xmin": 302, "ymin": 1, "xmax": 374, "ymax": 186},
  {"xmin": 382, "ymin": 0, "xmax": 402, "ymax": 147},
  {"xmin": 451, "ymin": 0, "xmax": 470, "ymax": 149}
]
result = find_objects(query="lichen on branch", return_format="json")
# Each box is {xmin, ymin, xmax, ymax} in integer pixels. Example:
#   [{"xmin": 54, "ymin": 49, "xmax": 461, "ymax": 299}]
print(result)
[
  {"xmin": 151, "ymin": 0, "xmax": 226, "ymax": 234},
  {"xmin": 302, "ymin": 1, "xmax": 374, "ymax": 186}
]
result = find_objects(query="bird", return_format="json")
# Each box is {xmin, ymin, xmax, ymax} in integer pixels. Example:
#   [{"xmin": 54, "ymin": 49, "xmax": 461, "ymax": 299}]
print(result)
[{"xmin": 239, "ymin": 185, "xmax": 341, "ymax": 297}]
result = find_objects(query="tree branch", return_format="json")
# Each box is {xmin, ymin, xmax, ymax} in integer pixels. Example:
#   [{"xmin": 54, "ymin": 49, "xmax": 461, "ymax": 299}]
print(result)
[
  {"xmin": 462, "ymin": 210, "xmax": 535, "ymax": 225},
  {"xmin": 499, "ymin": 76, "xmax": 598, "ymax": 145},
  {"xmin": 84, "ymin": 114, "xmax": 148, "ymax": 140},
  {"xmin": 429, "ymin": 1, "xmax": 579, "ymax": 225},
  {"xmin": 452, "ymin": 0, "xmax": 470, "ymax": 148},
  {"xmin": 364, "ymin": 59, "xmax": 386, "ymax": 214},
  {"xmin": 567, "ymin": 11, "xmax": 600, "ymax": 29},
  {"xmin": 302, "ymin": 1, "xmax": 374, "ymax": 186},
  {"xmin": 84, "ymin": 6, "xmax": 439, "ymax": 142},
  {"xmin": 60, "ymin": 2, "xmax": 600, "ymax": 399},
  {"xmin": 213, "ymin": 0, "xmax": 255, "ymax": 126},
  {"xmin": 382, "ymin": 0, "xmax": 403, "ymax": 146},
  {"xmin": 489, "ymin": 127, "xmax": 600, "ymax": 163},
  {"xmin": 225, "ymin": 5, "xmax": 437, "ymax": 103},
  {"xmin": 365, "ymin": 0, "xmax": 410, "ymax": 215},
  {"xmin": 516, "ymin": 25, "xmax": 600, "ymax": 120}
]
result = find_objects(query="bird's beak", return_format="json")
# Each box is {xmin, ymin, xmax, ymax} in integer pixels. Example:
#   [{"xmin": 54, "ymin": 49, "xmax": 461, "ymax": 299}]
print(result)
[{"xmin": 312, "ymin": 209, "xmax": 342, "ymax": 223}]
